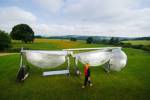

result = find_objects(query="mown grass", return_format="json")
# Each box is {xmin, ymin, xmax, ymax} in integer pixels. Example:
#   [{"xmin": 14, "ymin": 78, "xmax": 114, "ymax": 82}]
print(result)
[
  {"xmin": 0, "ymin": 39, "xmax": 150, "ymax": 100},
  {"xmin": 123, "ymin": 40, "xmax": 150, "ymax": 45}
]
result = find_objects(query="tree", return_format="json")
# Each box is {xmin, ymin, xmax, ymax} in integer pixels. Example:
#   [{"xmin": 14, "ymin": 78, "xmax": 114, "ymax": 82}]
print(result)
[
  {"xmin": 114, "ymin": 37, "xmax": 120, "ymax": 44},
  {"xmin": 35, "ymin": 35, "xmax": 42, "ymax": 38},
  {"xmin": 109, "ymin": 37, "xmax": 120, "ymax": 45},
  {"xmin": 109, "ymin": 37, "xmax": 115, "ymax": 45},
  {"xmin": 101, "ymin": 39, "xmax": 108, "ymax": 44},
  {"xmin": 70, "ymin": 37, "xmax": 77, "ymax": 41},
  {"xmin": 86, "ymin": 37, "xmax": 93, "ymax": 44},
  {"xmin": 0, "ymin": 30, "xmax": 11, "ymax": 51},
  {"xmin": 10, "ymin": 24, "xmax": 34, "ymax": 43}
]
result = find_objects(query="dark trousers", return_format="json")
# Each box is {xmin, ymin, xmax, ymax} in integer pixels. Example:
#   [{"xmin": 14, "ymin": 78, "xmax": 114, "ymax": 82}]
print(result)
[{"xmin": 84, "ymin": 76, "xmax": 91, "ymax": 86}]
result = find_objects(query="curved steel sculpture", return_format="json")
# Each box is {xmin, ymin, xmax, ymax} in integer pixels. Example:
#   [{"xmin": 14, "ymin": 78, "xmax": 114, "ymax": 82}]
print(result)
[
  {"xmin": 72, "ymin": 47, "xmax": 127, "ymax": 71},
  {"xmin": 22, "ymin": 50, "xmax": 68, "ymax": 68}
]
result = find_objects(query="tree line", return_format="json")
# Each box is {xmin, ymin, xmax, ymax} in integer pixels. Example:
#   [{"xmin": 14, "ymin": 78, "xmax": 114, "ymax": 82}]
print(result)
[{"xmin": 85, "ymin": 37, "xmax": 150, "ymax": 52}]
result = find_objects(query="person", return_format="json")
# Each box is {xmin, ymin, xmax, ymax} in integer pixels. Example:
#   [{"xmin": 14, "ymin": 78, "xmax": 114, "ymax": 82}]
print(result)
[{"xmin": 82, "ymin": 63, "xmax": 92, "ymax": 88}]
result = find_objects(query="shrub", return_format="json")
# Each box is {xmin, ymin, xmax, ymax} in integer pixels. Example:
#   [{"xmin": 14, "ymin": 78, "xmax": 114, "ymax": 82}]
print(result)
[
  {"xmin": 70, "ymin": 37, "xmax": 77, "ymax": 41},
  {"xmin": 131, "ymin": 45, "xmax": 143, "ymax": 49},
  {"xmin": 141, "ymin": 45, "xmax": 150, "ymax": 51},
  {"xmin": 0, "ymin": 30, "xmax": 11, "ymax": 51},
  {"xmin": 121, "ymin": 43, "xmax": 132, "ymax": 48},
  {"xmin": 86, "ymin": 37, "xmax": 93, "ymax": 44},
  {"xmin": 109, "ymin": 37, "xmax": 120, "ymax": 45}
]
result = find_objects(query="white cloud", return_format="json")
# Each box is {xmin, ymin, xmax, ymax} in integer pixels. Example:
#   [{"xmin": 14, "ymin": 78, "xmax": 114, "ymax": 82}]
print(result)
[
  {"xmin": 0, "ymin": 6, "xmax": 37, "ymax": 24},
  {"xmin": 34, "ymin": 0, "xmax": 64, "ymax": 13},
  {"xmin": 64, "ymin": 0, "xmax": 137, "ymax": 20},
  {"xmin": 62, "ymin": 0, "xmax": 150, "ymax": 37},
  {"xmin": 0, "ymin": 6, "xmax": 53, "ymax": 36},
  {"xmin": 0, "ymin": 0, "xmax": 150, "ymax": 37},
  {"xmin": 0, "ymin": 6, "xmax": 37, "ymax": 32}
]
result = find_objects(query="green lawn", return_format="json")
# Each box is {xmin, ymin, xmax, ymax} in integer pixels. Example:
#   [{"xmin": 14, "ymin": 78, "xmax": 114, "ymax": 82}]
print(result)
[
  {"xmin": 123, "ymin": 40, "xmax": 150, "ymax": 45},
  {"xmin": 0, "ymin": 39, "xmax": 150, "ymax": 100}
]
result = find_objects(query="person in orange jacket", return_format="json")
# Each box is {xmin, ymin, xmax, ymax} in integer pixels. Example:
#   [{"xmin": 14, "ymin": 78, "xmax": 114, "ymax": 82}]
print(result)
[{"xmin": 82, "ymin": 63, "xmax": 92, "ymax": 88}]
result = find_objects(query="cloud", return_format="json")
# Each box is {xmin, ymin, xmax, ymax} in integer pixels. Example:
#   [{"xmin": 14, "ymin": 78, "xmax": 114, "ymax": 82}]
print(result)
[
  {"xmin": 0, "ymin": 6, "xmax": 52, "ymax": 36},
  {"xmin": 0, "ymin": 6, "xmax": 37, "ymax": 24},
  {"xmin": 0, "ymin": 6, "xmax": 37, "ymax": 32},
  {"xmin": 34, "ymin": 0, "xmax": 64, "ymax": 13},
  {"xmin": 62, "ymin": 0, "xmax": 150, "ymax": 37},
  {"xmin": 0, "ymin": 6, "xmax": 64, "ymax": 36},
  {"xmin": 63, "ymin": 0, "xmax": 137, "ymax": 20},
  {"xmin": 0, "ymin": 0, "xmax": 150, "ymax": 37}
]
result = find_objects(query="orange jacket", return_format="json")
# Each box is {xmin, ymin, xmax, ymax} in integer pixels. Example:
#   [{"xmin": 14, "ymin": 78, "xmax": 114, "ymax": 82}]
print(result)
[{"xmin": 84, "ymin": 64, "xmax": 90, "ymax": 76}]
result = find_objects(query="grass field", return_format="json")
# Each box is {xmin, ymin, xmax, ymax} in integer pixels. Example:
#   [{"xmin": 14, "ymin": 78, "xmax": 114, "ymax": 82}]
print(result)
[
  {"xmin": 12, "ymin": 39, "xmax": 107, "ymax": 50},
  {"xmin": 123, "ymin": 40, "xmax": 150, "ymax": 45},
  {"xmin": 0, "ymin": 39, "xmax": 150, "ymax": 100}
]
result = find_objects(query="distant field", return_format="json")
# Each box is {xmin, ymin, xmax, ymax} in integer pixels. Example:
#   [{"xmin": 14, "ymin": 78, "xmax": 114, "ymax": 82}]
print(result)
[
  {"xmin": 12, "ymin": 39, "xmax": 107, "ymax": 50},
  {"xmin": 0, "ymin": 39, "xmax": 150, "ymax": 100},
  {"xmin": 123, "ymin": 40, "xmax": 150, "ymax": 45}
]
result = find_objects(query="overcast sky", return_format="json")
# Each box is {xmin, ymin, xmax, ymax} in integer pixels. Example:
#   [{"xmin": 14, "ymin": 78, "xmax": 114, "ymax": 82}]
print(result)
[{"xmin": 0, "ymin": 0, "xmax": 150, "ymax": 37}]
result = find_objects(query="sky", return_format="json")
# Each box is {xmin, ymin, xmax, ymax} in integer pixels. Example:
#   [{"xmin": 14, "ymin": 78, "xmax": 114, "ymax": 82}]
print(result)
[{"xmin": 0, "ymin": 0, "xmax": 150, "ymax": 37}]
